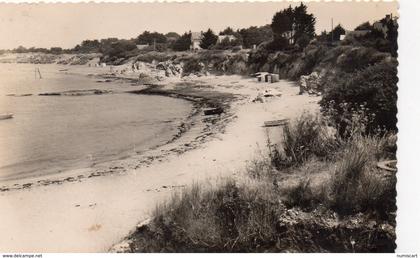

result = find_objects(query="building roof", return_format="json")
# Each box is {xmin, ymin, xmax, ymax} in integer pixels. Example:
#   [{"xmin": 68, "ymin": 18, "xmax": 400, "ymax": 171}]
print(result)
[{"xmin": 345, "ymin": 30, "xmax": 371, "ymax": 37}]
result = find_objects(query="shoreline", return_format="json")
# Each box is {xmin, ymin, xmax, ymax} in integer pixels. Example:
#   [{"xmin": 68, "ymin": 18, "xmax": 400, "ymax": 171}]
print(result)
[
  {"xmin": 0, "ymin": 76, "xmax": 237, "ymax": 192},
  {"xmin": 0, "ymin": 68, "xmax": 321, "ymax": 252}
]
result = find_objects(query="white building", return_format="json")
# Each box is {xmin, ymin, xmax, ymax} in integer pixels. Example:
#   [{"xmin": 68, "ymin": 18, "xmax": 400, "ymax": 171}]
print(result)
[
  {"xmin": 217, "ymin": 34, "xmax": 237, "ymax": 43},
  {"xmin": 136, "ymin": 44, "xmax": 149, "ymax": 50},
  {"xmin": 190, "ymin": 32, "xmax": 203, "ymax": 50}
]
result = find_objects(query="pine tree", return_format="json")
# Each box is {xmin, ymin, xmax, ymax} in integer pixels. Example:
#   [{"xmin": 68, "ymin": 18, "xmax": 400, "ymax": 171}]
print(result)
[
  {"xmin": 220, "ymin": 27, "xmax": 235, "ymax": 35},
  {"xmin": 292, "ymin": 3, "xmax": 316, "ymax": 43},
  {"xmin": 270, "ymin": 3, "xmax": 315, "ymax": 48},
  {"xmin": 200, "ymin": 29, "xmax": 218, "ymax": 49},
  {"xmin": 271, "ymin": 6, "xmax": 293, "ymax": 41},
  {"xmin": 330, "ymin": 24, "xmax": 346, "ymax": 41},
  {"xmin": 172, "ymin": 32, "xmax": 192, "ymax": 51}
]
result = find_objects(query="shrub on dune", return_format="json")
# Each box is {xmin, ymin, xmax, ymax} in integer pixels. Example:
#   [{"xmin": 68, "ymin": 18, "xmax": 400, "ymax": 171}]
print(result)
[
  {"xmin": 320, "ymin": 60, "xmax": 398, "ymax": 135},
  {"xmin": 271, "ymin": 112, "xmax": 338, "ymax": 168}
]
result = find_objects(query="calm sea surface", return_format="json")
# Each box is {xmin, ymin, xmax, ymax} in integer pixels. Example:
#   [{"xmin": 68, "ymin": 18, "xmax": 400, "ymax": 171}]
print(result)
[{"xmin": 0, "ymin": 63, "xmax": 192, "ymax": 181}]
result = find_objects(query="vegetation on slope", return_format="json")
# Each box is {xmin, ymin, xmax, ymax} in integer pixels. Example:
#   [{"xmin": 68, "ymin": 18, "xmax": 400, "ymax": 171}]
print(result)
[
  {"xmin": 126, "ymin": 113, "xmax": 397, "ymax": 252},
  {"xmin": 120, "ymin": 7, "xmax": 398, "ymax": 253}
]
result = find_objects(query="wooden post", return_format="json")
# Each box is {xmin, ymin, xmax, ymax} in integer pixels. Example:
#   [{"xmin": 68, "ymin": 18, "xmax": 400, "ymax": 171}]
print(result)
[
  {"xmin": 35, "ymin": 68, "xmax": 42, "ymax": 79},
  {"xmin": 263, "ymin": 119, "xmax": 290, "ymax": 160}
]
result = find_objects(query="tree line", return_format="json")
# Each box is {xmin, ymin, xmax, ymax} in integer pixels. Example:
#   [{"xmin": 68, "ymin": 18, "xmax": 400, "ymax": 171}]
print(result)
[
  {"xmin": 3, "ymin": 3, "xmax": 397, "ymax": 58},
  {"xmin": 3, "ymin": 3, "xmax": 316, "ymax": 55}
]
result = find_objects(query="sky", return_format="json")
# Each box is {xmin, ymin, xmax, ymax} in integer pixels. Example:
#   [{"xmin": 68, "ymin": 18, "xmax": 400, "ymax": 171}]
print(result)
[{"xmin": 0, "ymin": 1, "xmax": 398, "ymax": 49}]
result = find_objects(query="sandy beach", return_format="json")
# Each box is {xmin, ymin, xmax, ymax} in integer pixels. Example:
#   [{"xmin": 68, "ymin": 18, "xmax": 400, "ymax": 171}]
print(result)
[
  {"xmin": 0, "ymin": 0, "xmax": 405, "ymax": 252},
  {"xmin": 0, "ymin": 71, "xmax": 320, "ymax": 252}
]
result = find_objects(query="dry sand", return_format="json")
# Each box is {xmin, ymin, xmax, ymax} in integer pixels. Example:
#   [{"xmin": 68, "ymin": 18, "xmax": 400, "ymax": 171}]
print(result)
[{"xmin": 0, "ymin": 74, "xmax": 320, "ymax": 252}]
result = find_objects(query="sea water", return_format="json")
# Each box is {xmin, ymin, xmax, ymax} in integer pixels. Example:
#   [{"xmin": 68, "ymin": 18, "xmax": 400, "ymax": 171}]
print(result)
[{"xmin": 0, "ymin": 63, "xmax": 192, "ymax": 181}]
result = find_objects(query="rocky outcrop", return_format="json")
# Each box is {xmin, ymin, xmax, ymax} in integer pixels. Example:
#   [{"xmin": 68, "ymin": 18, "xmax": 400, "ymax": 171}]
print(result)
[
  {"xmin": 298, "ymin": 71, "xmax": 324, "ymax": 95},
  {"xmin": 137, "ymin": 72, "xmax": 159, "ymax": 85},
  {"xmin": 0, "ymin": 53, "xmax": 100, "ymax": 65},
  {"xmin": 156, "ymin": 61, "xmax": 183, "ymax": 77}
]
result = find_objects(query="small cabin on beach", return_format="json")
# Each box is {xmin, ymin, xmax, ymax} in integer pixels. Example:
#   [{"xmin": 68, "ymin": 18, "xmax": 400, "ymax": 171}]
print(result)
[{"xmin": 254, "ymin": 72, "xmax": 280, "ymax": 83}]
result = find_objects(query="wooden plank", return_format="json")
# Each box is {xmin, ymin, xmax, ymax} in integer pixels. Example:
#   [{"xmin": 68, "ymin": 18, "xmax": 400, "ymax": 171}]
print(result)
[
  {"xmin": 204, "ymin": 107, "xmax": 224, "ymax": 116},
  {"xmin": 263, "ymin": 119, "xmax": 289, "ymax": 127}
]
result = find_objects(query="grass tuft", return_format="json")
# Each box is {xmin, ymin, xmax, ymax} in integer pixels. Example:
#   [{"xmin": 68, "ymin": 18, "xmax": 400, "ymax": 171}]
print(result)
[{"xmin": 271, "ymin": 112, "xmax": 338, "ymax": 168}]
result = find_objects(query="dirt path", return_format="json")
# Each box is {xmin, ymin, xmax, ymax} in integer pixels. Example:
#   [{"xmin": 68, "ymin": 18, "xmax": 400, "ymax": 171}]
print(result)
[{"xmin": 0, "ymin": 75, "xmax": 319, "ymax": 252}]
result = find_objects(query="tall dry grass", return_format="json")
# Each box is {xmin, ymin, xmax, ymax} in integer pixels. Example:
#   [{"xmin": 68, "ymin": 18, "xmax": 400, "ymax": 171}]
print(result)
[
  {"xmin": 131, "ymin": 168, "xmax": 396, "ymax": 252},
  {"xmin": 271, "ymin": 113, "xmax": 338, "ymax": 169},
  {"xmin": 328, "ymin": 134, "xmax": 397, "ymax": 217},
  {"xmin": 132, "ymin": 178, "xmax": 288, "ymax": 252},
  {"xmin": 269, "ymin": 113, "xmax": 397, "ymax": 217},
  {"xmin": 129, "ymin": 113, "xmax": 396, "ymax": 252}
]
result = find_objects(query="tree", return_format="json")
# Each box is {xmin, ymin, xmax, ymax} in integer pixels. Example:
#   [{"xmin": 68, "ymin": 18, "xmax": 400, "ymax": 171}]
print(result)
[
  {"xmin": 102, "ymin": 39, "xmax": 137, "ymax": 58},
  {"xmin": 296, "ymin": 34, "xmax": 311, "ymax": 49},
  {"xmin": 317, "ymin": 25, "xmax": 345, "ymax": 43},
  {"xmin": 330, "ymin": 24, "xmax": 346, "ymax": 41},
  {"xmin": 136, "ymin": 31, "xmax": 167, "ymax": 45},
  {"xmin": 74, "ymin": 39, "xmax": 101, "ymax": 53},
  {"xmin": 292, "ymin": 3, "xmax": 316, "ymax": 43},
  {"xmin": 317, "ymin": 30, "xmax": 329, "ymax": 42},
  {"xmin": 271, "ymin": 6, "xmax": 294, "ymax": 43},
  {"xmin": 379, "ymin": 16, "xmax": 398, "ymax": 57},
  {"xmin": 165, "ymin": 32, "xmax": 180, "ymax": 42},
  {"xmin": 50, "ymin": 47, "xmax": 63, "ymax": 55},
  {"xmin": 355, "ymin": 22, "xmax": 372, "ymax": 31},
  {"xmin": 270, "ymin": 3, "xmax": 315, "ymax": 48},
  {"xmin": 200, "ymin": 29, "xmax": 218, "ymax": 49},
  {"xmin": 14, "ymin": 46, "xmax": 27, "ymax": 53},
  {"xmin": 98, "ymin": 38, "xmax": 119, "ymax": 54},
  {"xmin": 238, "ymin": 25, "xmax": 273, "ymax": 48},
  {"xmin": 171, "ymin": 32, "xmax": 192, "ymax": 51},
  {"xmin": 220, "ymin": 27, "xmax": 235, "ymax": 35}
]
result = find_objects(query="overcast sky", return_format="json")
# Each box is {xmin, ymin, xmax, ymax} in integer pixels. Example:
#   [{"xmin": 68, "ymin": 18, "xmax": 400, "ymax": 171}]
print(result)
[{"xmin": 0, "ymin": 1, "xmax": 398, "ymax": 49}]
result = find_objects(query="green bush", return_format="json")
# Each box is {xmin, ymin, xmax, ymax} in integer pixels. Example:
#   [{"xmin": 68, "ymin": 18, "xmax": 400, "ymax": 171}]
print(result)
[
  {"xmin": 320, "ymin": 60, "xmax": 398, "ymax": 134},
  {"xmin": 336, "ymin": 47, "xmax": 390, "ymax": 73},
  {"xmin": 101, "ymin": 40, "xmax": 137, "ymax": 59},
  {"xmin": 274, "ymin": 131, "xmax": 397, "ymax": 219},
  {"xmin": 271, "ymin": 113, "xmax": 338, "ymax": 168},
  {"xmin": 292, "ymin": 42, "xmax": 329, "ymax": 78},
  {"xmin": 247, "ymin": 42, "xmax": 271, "ymax": 72},
  {"xmin": 134, "ymin": 51, "xmax": 175, "ymax": 63},
  {"xmin": 182, "ymin": 58, "xmax": 204, "ymax": 75},
  {"xmin": 224, "ymin": 53, "xmax": 249, "ymax": 75},
  {"xmin": 319, "ymin": 45, "xmax": 352, "ymax": 66},
  {"xmin": 341, "ymin": 29, "xmax": 398, "ymax": 57},
  {"xmin": 266, "ymin": 111, "xmax": 397, "ymax": 218},
  {"xmin": 171, "ymin": 32, "xmax": 192, "ymax": 51}
]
